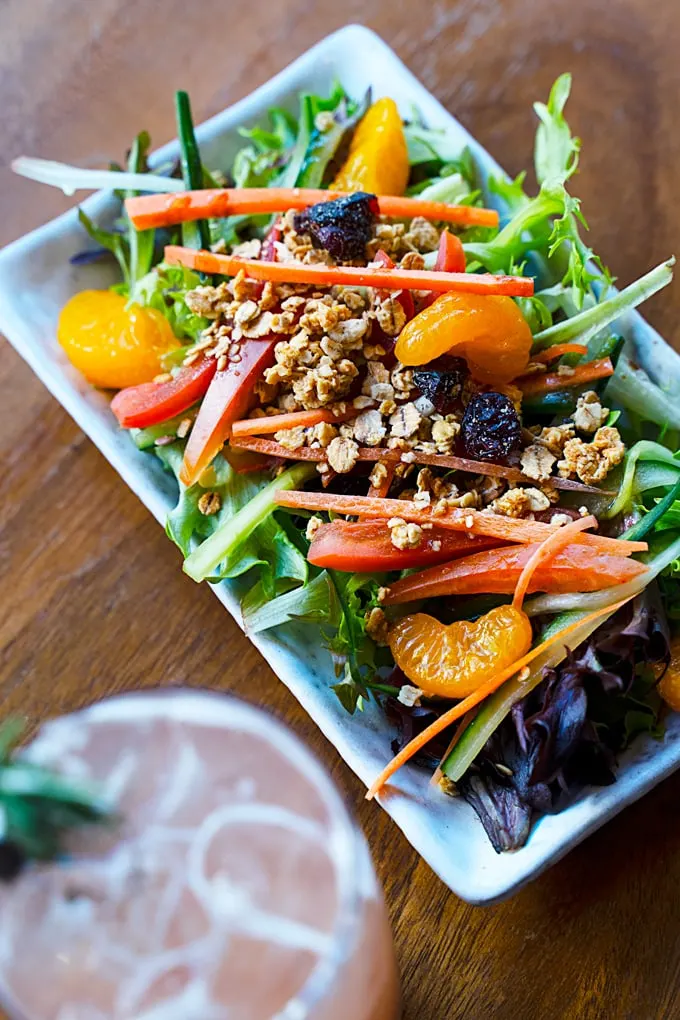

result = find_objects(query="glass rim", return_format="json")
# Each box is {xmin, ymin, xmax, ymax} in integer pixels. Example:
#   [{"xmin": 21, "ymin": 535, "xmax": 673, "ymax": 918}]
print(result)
[{"xmin": 0, "ymin": 687, "xmax": 368, "ymax": 1020}]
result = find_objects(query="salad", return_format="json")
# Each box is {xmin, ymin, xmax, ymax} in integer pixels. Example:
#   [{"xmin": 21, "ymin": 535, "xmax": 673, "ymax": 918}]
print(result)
[{"xmin": 14, "ymin": 75, "xmax": 680, "ymax": 853}]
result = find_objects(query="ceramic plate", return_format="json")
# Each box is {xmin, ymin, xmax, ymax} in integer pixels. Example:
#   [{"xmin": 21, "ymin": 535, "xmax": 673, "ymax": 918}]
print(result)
[{"xmin": 2, "ymin": 24, "xmax": 680, "ymax": 904}]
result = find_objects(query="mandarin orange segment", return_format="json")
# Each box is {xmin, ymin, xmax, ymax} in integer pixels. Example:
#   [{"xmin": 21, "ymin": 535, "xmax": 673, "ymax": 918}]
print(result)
[
  {"xmin": 57, "ymin": 290, "xmax": 179, "ymax": 389},
  {"xmin": 331, "ymin": 97, "xmax": 409, "ymax": 196},
  {"xmin": 394, "ymin": 291, "xmax": 533, "ymax": 384},
  {"xmin": 389, "ymin": 604, "xmax": 533, "ymax": 699}
]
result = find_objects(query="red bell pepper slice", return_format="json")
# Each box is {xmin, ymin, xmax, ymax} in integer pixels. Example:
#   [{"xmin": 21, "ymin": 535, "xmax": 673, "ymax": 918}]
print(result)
[
  {"xmin": 307, "ymin": 518, "xmax": 503, "ymax": 573},
  {"xmin": 260, "ymin": 222, "xmax": 281, "ymax": 263},
  {"xmin": 424, "ymin": 229, "xmax": 466, "ymax": 307},
  {"xmin": 373, "ymin": 249, "xmax": 415, "ymax": 321},
  {"xmin": 179, "ymin": 339, "xmax": 277, "ymax": 486},
  {"xmin": 253, "ymin": 223, "xmax": 282, "ymax": 300},
  {"xmin": 382, "ymin": 540, "xmax": 648, "ymax": 604},
  {"xmin": 435, "ymin": 228, "xmax": 466, "ymax": 273},
  {"xmin": 110, "ymin": 358, "xmax": 217, "ymax": 429}
]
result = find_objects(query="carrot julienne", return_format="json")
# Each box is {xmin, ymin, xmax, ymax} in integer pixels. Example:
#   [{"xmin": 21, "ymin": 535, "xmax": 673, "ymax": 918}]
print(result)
[
  {"xmin": 126, "ymin": 187, "xmax": 500, "ymax": 232},
  {"xmin": 511, "ymin": 514, "xmax": 597, "ymax": 610},
  {"xmin": 430, "ymin": 708, "xmax": 479, "ymax": 787},
  {"xmin": 365, "ymin": 598, "xmax": 631, "ymax": 799},
  {"xmin": 231, "ymin": 408, "xmax": 357, "ymax": 437},
  {"xmin": 532, "ymin": 343, "xmax": 588, "ymax": 364},
  {"xmin": 164, "ymin": 245, "xmax": 534, "ymax": 297},
  {"xmin": 229, "ymin": 435, "xmax": 606, "ymax": 495},
  {"xmin": 273, "ymin": 490, "xmax": 647, "ymax": 555},
  {"xmin": 516, "ymin": 357, "xmax": 614, "ymax": 395}
]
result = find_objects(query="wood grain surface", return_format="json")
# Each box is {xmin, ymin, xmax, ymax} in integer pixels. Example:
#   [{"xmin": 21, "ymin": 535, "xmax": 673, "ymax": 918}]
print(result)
[{"xmin": 2, "ymin": 2, "xmax": 680, "ymax": 1018}]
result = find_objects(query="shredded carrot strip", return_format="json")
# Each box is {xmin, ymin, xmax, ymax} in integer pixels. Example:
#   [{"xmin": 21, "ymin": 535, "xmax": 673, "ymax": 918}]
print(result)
[
  {"xmin": 365, "ymin": 598, "xmax": 631, "ymax": 799},
  {"xmin": 231, "ymin": 408, "xmax": 355, "ymax": 438},
  {"xmin": 229, "ymin": 435, "xmax": 605, "ymax": 495},
  {"xmin": 516, "ymin": 358, "xmax": 614, "ymax": 396},
  {"xmin": 164, "ymin": 245, "xmax": 534, "ymax": 297},
  {"xmin": 430, "ymin": 708, "xmax": 478, "ymax": 787},
  {"xmin": 126, "ymin": 188, "xmax": 499, "ymax": 232},
  {"xmin": 273, "ymin": 490, "xmax": 647, "ymax": 556},
  {"xmin": 532, "ymin": 343, "xmax": 588, "ymax": 364},
  {"xmin": 511, "ymin": 514, "xmax": 597, "ymax": 611},
  {"xmin": 232, "ymin": 438, "xmax": 328, "ymax": 463}
]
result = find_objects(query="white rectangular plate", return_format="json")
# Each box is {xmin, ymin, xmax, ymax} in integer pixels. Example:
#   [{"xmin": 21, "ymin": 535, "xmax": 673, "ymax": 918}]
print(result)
[{"xmin": 2, "ymin": 25, "xmax": 680, "ymax": 904}]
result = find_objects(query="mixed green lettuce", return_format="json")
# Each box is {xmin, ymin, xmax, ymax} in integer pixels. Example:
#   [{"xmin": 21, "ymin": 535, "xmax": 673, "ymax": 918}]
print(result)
[
  {"xmin": 135, "ymin": 263, "xmax": 209, "ymax": 342},
  {"xmin": 153, "ymin": 443, "xmax": 386, "ymax": 704},
  {"xmin": 155, "ymin": 445, "xmax": 310, "ymax": 595},
  {"xmin": 142, "ymin": 74, "xmax": 680, "ymax": 738},
  {"xmin": 463, "ymin": 75, "xmax": 611, "ymax": 309},
  {"xmin": 213, "ymin": 84, "xmax": 369, "ymax": 246},
  {"xmin": 22, "ymin": 70, "xmax": 680, "ymax": 821}
]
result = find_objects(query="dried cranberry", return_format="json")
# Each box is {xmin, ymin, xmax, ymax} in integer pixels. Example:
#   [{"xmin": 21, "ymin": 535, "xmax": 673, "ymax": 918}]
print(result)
[
  {"xmin": 461, "ymin": 392, "xmax": 522, "ymax": 462},
  {"xmin": 369, "ymin": 319, "xmax": 397, "ymax": 365},
  {"xmin": 260, "ymin": 223, "xmax": 281, "ymax": 262},
  {"xmin": 325, "ymin": 467, "xmax": 373, "ymax": 497},
  {"xmin": 294, "ymin": 192, "xmax": 378, "ymax": 262},
  {"xmin": 413, "ymin": 356, "xmax": 467, "ymax": 414}
]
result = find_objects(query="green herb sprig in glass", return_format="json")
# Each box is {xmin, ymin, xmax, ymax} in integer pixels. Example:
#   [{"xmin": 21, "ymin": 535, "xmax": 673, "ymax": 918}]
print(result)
[{"xmin": 0, "ymin": 720, "xmax": 113, "ymax": 881}]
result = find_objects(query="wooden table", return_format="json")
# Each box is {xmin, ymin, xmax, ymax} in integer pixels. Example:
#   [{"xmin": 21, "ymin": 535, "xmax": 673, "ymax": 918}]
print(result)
[{"xmin": 2, "ymin": 2, "xmax": 680, "ymax": 1017}]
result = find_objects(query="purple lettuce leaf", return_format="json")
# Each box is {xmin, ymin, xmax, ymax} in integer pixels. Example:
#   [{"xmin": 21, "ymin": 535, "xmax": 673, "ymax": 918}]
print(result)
[{"xmin": 457, "ymin": 587, "xmax": 669, "ymax": 852}]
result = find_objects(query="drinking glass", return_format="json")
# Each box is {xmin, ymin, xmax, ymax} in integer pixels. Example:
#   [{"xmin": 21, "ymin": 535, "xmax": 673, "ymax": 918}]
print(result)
[{"xmin": 0, "ymin": 690, "xmax": 401, "ymax": 1020}]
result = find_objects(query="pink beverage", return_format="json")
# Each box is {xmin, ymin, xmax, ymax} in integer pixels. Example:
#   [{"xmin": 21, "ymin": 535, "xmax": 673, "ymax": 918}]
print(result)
[{"xmin": 0, "ymin": 691, "xmax": 401, "ymax": 1020}]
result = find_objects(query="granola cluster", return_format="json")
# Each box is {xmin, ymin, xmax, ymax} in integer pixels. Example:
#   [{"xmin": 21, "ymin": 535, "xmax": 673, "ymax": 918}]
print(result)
[
  {"xmin": 488, "ymin": 486, "xmax": 551, "ymax": 517},
  {"xmin": 179, "ymin": 200, "xmax": 626, "ymax": 512},
  {"xmin": 366, "ymin": 217, "xmax": 441, "ymax": 261},
  {"xmin": 557, "ymin": 426, "xmax": 625, "ymax": 485},
  {"xmin": 387, "ymin": 517, "xmax": 424, "ymax": 550},
  {"xmin": 520, "ymin": 392, "xmax": 623, "ymax": 486}
]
